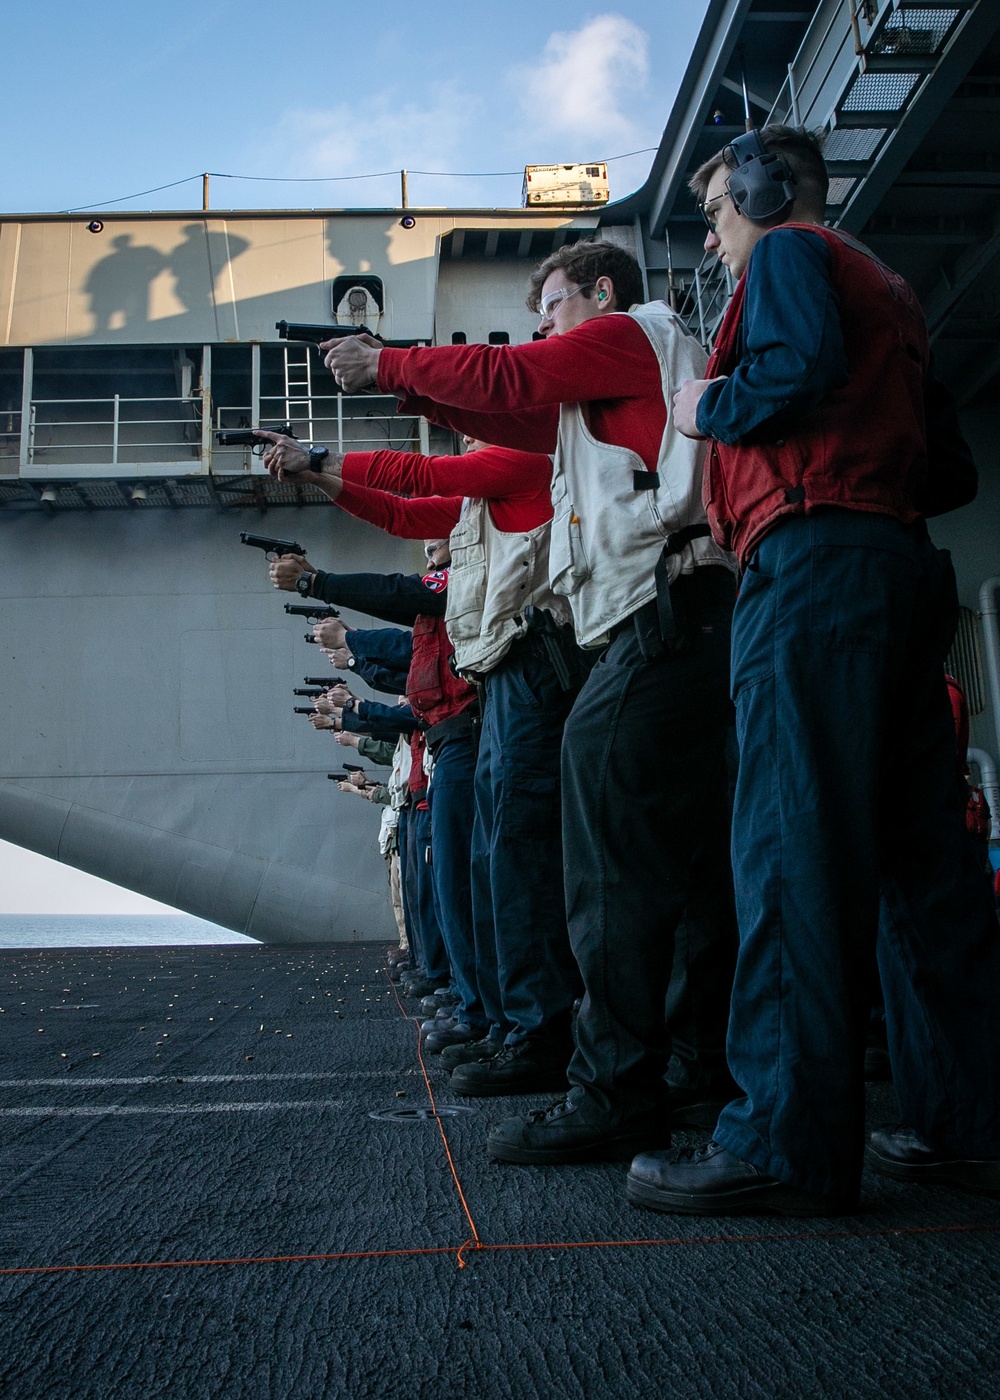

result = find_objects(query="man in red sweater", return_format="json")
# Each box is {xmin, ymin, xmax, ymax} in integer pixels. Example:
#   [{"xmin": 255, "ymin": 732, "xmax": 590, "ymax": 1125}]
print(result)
[
  {"xmin": 321, "ymin": 241, "xmax": 739, "ymax": 1168},
  {"xmin": 260, "ymin": 432, "xmax": 586, "ymax": 1092}
]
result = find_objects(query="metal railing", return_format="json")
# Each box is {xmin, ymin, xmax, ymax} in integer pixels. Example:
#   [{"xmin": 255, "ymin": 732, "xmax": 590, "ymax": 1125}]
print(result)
[
  {"xmin": 677, "ymin": 0, "xmax": 976, "ymax": 343},
  {"xmin": 214, "ymin": 394, "xmax": 425, "ymax": 458},
  {"xmin": 676, "ymin": 256, "xmax": 736, "ymax": 349},
  {"xmin": 0, "ymin": 409, "xmax": 21, "ymax": 469},
  {"xmin": 26, "ymin": 395, "xmax": 201, "ymax": 466}
]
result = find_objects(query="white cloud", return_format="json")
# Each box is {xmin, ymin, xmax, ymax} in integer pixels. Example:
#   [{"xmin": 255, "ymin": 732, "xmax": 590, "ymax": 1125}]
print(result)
[
  {"xmin": 247, "ymin": 16, "xmax": 656, "ymax": 209},
  {"xmin": 512, "ymin": 14, "xmax": 650, "ymax": 149}
]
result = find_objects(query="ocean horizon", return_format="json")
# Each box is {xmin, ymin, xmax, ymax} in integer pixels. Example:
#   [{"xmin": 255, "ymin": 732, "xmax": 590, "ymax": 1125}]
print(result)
[{"xmin": 0, "ymin": 915, "xmax": 255, "ymax": 949}]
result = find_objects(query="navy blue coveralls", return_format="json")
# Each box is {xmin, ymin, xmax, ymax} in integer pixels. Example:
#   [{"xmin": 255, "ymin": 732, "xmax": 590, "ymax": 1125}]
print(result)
[
  {"xmin": 697, "ymin": 230, "xmax": 1000, "ymax": 1200},
  {"xmin": 311, "ymin": 569, "xmax": 485, "ymax": 1030}
]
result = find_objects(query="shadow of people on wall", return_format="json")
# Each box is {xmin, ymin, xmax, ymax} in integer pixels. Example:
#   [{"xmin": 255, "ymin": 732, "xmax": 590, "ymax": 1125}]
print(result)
[
  {"xmin": 84, "ymin": 235, "xmax": 168, "ymax": 332},
  {"xmin": 168, "ymin": 224, "xmax": 251, "ymax": 315}
]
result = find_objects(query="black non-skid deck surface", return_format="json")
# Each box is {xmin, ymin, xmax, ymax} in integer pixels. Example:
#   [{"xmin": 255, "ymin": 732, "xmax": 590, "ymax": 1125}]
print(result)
[{"xmin": 0, "ymin": 943, "xmax": 998, "ymax": 1400}]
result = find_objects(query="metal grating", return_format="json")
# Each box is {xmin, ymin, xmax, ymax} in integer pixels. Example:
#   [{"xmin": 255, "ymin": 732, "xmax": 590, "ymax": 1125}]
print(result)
[
  {"xmin": 872, "ymin": 8, "xmax": 961, "ymax": 58},
  {"xmin": 44, "ymin": 485, "xmax": 87, "ymax": 509},
  {"xmin": 827, "ymin": 177, "xmax": 858, "ymax": 205},
  {"xmin": 823, "ymin": 127, "xmax": 888, "ymax": 162},
  {"xmin": 169, "ymin": 480, "xmax": 219, "ymax": 506},
  {"xmin": 0, "ymin": 476, "xmax": 338, "ymax": 511},
  {"xmin": 842, "ymin": 72, "xmax": 921, "ymax": 110},
  {"xmin": 78, "ymin": 481, "xmax": 128, "ymax": 508},
  {"xmin": 946, "ymin": 605, "xmax": 986, "ymax": 715}
]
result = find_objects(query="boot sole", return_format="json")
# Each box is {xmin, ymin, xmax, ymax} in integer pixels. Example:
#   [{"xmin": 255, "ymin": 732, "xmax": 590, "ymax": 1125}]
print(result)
[
  {"xmin": 423, "ymin": 1036, "xmax": 485, "ymax": 1055},
  {"xmin": 439, "ymin": 1054, "xmax": 501, "ymax": 1070},
  {"xmin": 626, "ymin": 1175, "xmax": 845, "ymax": 1217},
  {"xmin": 867, "ymin": 1147, "xmax": 1000, "ymax": 1195},
  {"xmin": 489, "ymin": 1131, "xmax": 670, "ymax": 1166},
  {"xmin": 450, "ymin": 1070, "xmax": 570, "ymax": 1099}
]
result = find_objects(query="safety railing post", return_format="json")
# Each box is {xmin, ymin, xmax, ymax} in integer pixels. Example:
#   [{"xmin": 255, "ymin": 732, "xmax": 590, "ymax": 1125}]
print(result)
[
  {"xmin": 694, "ymin": 267, "xmax": 707, "ymax": 347},
  {"xmin": 19, "ymin": 348, "xmax": 33, "ymax": 472}
]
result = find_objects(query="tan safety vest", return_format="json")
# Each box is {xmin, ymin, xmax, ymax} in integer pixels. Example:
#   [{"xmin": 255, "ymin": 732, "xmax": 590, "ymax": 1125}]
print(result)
[
  {"xmin": 548, "ymin": 302, "xmax": 733, "ymax": 647},
  {"xmin": 446, "ymin": 492, "xmax": 571, "ymax": 676}
]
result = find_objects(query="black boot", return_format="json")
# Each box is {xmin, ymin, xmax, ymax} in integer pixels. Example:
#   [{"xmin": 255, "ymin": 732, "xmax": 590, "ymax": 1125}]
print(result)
[
  {"xmin": 450, "ymin": 1039, "xmax": 570, "ymax": 1097},
  {"xmin": 488, "ymin": 1095, "xmax": 670, "ymax": 1165}
]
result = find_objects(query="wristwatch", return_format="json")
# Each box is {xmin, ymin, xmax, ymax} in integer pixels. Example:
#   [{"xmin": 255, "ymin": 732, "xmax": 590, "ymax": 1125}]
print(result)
[
  {"xmin": 308, "ymin": 445, "xmax": 330, "ymax": 468},
  {"xmin": 295, "ymin": 572, "xmax": 313, "ymax": 598}
]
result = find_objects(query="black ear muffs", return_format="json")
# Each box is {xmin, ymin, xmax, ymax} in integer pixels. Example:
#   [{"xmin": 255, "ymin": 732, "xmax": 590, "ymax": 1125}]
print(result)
[{"xmin": 724, "ymin": 130, "xmax": 797, "ymax": 223}]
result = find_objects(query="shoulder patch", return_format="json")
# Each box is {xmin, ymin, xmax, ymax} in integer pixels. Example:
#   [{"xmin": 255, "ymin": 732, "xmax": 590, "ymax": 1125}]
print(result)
[{"xmin": 421, "ymin": 569, "xmax": 449, "ymax": 594}]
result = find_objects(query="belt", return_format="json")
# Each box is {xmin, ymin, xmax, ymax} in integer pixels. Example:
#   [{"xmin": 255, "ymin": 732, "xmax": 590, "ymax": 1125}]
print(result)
[
  {"xmin": 423, "ymin": 707, "xmax": 479, "ymax": 754},
  {"xmin": 609, "ymin": 563, "xmax": 734, "ymax": 654}
]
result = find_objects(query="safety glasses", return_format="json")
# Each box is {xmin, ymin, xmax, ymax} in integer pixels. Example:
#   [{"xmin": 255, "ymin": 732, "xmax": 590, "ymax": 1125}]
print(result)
[
  {"xmin": 538, "ymin": 283, "xmax": 595, "ymax": 319},
  {"xmin": 698, "ymin": 194, "xmax": 729, "ymax": 233}
]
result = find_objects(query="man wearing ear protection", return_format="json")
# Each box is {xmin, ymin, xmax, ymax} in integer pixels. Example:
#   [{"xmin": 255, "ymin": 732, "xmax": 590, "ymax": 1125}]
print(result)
[
  {"xmin": 627, "ymin": 125, "xmax": 1000, "ymax": 1215},
  {"xmin": 324, "ymin": 241, "xmax": 740, "ymax": 1169}
]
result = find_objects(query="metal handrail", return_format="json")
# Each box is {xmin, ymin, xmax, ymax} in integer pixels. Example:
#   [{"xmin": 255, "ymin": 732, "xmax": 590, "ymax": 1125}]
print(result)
[
  {"xmin": 26, "ymin": 393, "xmax": 201, "ymax": 467},
  {"xmin": 214, "ymin": 394, "xmax": 423, "ymax": 455},
  {"xmin": 677, "ymin": 252, "xmax": 734, "ymax": 349}
]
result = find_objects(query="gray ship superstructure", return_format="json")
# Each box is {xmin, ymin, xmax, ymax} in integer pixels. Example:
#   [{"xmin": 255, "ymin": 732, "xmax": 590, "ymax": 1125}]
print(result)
[{"xmin": 2, "ymin": 0, "xmax": 998, "ymax": 941}]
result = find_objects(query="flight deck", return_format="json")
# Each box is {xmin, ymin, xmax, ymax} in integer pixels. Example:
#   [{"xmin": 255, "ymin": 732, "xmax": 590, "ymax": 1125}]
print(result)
[{"xmin": 1, "ymin": 941, "xmax": 997, "ymax": 1399}]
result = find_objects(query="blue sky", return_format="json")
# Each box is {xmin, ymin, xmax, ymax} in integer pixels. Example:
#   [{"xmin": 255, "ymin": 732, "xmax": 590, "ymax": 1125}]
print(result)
[
  {"xmin": 1, "ymin": 1, "xmax": 710, "ymax": 914},
  {"xmin": 3, "ymin": 0, "xmax": 711, "ymax": 215}
]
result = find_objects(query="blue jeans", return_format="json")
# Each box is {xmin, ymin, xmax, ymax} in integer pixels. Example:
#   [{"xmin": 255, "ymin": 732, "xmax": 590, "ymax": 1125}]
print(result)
[
  {"xmin": 428, "ymin": 734, "xmax": 487, "ymax": 1031},
  {"xmin": 473, "ymin": 643, "xmax": 580, "ymax": 1045},
  {"xmin": 716, "ymin": 512, "xmax": 1000, "ymax": 1198},
  {"xmin": 410, "ymin": 802, "xmax": 448, "ymax": 985},
  {"xmin": 396, "ymin": 807, "xmax": 418, "ymax": 971}
]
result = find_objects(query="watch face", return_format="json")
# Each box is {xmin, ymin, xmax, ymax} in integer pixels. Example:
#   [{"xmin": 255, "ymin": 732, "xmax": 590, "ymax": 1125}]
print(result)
[{"xmin": 296, "ymin": 573, "xmax": 311, "ymax": 596}]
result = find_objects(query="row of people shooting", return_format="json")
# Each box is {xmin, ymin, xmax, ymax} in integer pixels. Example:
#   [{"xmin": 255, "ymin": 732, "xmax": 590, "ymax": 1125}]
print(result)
[{"xmin": 235, "ymin": 123, "xmax": 999, "ymax": 1222}]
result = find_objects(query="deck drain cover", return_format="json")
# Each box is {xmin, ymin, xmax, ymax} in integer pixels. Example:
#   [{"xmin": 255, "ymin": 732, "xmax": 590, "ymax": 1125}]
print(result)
[{"xmin": 369, "ymin": 1106, "xmax": 476, "ymax": 1124}]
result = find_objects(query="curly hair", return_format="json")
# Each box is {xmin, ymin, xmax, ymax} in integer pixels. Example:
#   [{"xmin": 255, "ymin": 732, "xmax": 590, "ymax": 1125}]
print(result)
[{"xmin": 526, "ymin": 239, "xmax": 645, "ymax": 314}]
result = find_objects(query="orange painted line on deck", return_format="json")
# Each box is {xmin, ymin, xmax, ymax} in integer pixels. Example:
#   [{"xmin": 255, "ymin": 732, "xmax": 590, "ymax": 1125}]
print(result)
[
  {"xmin": 3, "ymin": 1221, "xmax": 999, "ymax": 1279},
  {"xmin": 4, "ymin": 961, "xmax": 995, "ymax": 1280}
]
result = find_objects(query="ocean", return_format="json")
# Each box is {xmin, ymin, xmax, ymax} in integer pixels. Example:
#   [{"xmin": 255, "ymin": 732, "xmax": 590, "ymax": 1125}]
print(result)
[{"xmin": 0, "ymin": 915, "xmax": 255, "ymax": 949}]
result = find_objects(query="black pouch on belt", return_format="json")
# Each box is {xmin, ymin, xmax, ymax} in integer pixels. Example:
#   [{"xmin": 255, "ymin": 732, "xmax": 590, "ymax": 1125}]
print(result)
[
  {"xmin": 652, "ymin": 524, "xmax": 713, "ymax": 655},
  {"xmin": 523, "ymin": 606, "xmax": 591, "ymax": 691}
]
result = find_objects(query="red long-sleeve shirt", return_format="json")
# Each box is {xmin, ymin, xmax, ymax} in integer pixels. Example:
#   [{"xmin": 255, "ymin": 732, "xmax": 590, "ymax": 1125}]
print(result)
[
  {"xmin": 339, "ymin": 445, "xmax": 553, "ymax": 535},
  {"xmin": 336, "ymin": 476, "xmax": 463, "ymax": 538},
  {"xmin": 377, "ymin": 313, "xmax": 666, "ymax": 473}
]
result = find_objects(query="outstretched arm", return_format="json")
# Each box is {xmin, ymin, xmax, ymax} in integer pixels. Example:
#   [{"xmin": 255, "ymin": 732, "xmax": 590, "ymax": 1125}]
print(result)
[
  {"xmin": 334, "ymin": 478, "xmax": 463, "ymax": 540},
  {"xmin": 342, "ymin": 444, "xmax": 552, "ymax": 505}
]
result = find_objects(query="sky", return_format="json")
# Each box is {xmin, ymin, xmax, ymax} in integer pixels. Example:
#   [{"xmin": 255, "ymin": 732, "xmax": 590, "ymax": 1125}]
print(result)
[
  {"xmin": 0, "ymin": 1, "xmax": 710, "ymax": 914},
  {"xmin": 1, "ymin": 0, "xmax": 711, "ymax": 216},
  {"xmin": 0, "ymin": 840, "xmax": 179, "ymax": 915}
]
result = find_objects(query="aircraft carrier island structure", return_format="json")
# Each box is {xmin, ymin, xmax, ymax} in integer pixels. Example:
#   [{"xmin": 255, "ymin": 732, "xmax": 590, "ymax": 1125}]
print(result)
[{"xmin": 2, "ymin": 0, "xmax": 999, "ymax": 942}]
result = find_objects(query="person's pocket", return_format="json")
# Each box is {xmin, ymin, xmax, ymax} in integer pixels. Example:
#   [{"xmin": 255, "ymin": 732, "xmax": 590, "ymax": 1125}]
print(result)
[{"xmin": 809, "ymin": 544, "xmax": 916, "ymax": 652}]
